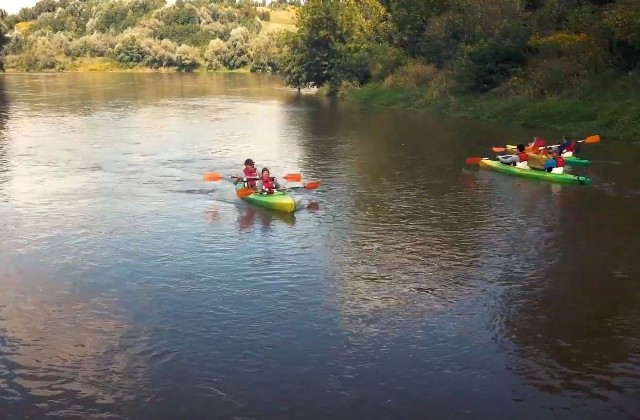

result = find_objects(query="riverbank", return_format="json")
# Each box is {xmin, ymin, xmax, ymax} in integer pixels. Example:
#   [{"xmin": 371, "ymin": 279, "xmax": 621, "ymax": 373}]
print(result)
[
  {"xmin": 347, "ymin": 85, "xmax": 640, "ymax": 143},
  {"xmin": 2, "ymin": 57, "xmax": 253, "ymax": 74}
]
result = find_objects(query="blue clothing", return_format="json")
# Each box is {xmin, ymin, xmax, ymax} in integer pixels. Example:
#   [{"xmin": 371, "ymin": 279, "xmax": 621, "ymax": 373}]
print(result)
[
  {"xmin": 557, "ymin": 141, "xmax": 570, "ymax": 154},
  {"xmin": 544, "ymin": 158, "xmax": 557, "ymax": 172}
]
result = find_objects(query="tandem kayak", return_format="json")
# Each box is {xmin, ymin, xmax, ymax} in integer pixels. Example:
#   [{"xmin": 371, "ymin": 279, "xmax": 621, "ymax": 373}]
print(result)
[
  {"xmin": 506, "ymin": 144, "xmax": 590, "ymax": 166},
  {"xmin": 478, "ymin": 159, "xmax": 590, "ymax": 185},
  {"xmin": 234, "ymin": 183, "xmax": 296, "ymax": 213}
]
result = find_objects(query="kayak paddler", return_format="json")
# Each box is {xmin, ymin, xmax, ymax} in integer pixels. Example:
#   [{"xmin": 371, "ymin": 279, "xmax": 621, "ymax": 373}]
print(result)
[
  {"xmin": 498, "ymin": 144, "xmax": 529, "ymax": 169},
  {"xmin": 544, "ymin": 148, "xmax": 566, "ymax": 174},
  {"xmin": 233, "ymin": 158, "xmax": 259, "ymax": 187},
  {"xmin": 528, "ymin": 136, "xmax": 546, "ymax": 152},
  {"xmin": 557, "ymin": 136, "xmax": 578, "ymax": 157},
  {"xmin": 258, "ymin": 167, "xmax": 281, "ymax": 194}
]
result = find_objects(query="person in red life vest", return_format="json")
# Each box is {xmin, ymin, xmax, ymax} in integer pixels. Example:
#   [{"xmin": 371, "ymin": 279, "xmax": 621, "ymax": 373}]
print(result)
[
  {"xmin": 527, "ymin": 136, "xmax": 546, "ymax": 153},
  {"xmin": 557, "ymin": 135, "xmax": 577, "ymax": 157},
  {"xmin": 544, "ymin": 148, "xmax": 565, "ymax": 174},
  {"xmin": 234, "ymin": 158, "xmax": 259, "ymax": 187},
  {"xmin": 498, "ymin": 144, "xmax": 529, "ymax": 169},
  {"xmin": 258, "ymin": 167, "xmax": 281, "ymax": 193}
]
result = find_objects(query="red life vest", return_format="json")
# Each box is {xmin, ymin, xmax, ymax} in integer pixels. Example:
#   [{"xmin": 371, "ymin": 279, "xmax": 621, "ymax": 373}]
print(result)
[
  {"xmin": 243, "ymin": 167, "xmax": 258, "ymax": 187},
  {"xmin": 566, "ymin": 141, "xmax": 576, "ymax": 152},
  {"xmin": 261, "ymin": 176, "xmax": 276, "ymax": 190},
  {"xmin": 532, "ymin": 139, "xmax": 545, "ymax": 149},
  {"xmin": 517, "ymin": 152, "xmax": 528, "ymax": 162},
  {"xmin": 554, "ymin": 156, "xmax": 565, "ymax": 167}
]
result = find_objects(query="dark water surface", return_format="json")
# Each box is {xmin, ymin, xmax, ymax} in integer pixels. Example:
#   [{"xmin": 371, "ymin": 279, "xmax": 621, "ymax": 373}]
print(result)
[{"xmin": 1, "ymin": 73, "xmax": 639, "ymax": 419}]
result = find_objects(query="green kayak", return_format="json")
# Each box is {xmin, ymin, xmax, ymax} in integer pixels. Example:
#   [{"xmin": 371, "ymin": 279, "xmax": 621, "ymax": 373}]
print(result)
[
  {"xmin": 506, "ymin": 144, "xmax": 590, "ymax": 166},
  {"xmin": 479, "ymin": 159, "xmax": 590, "ymax": 185},
  {"xmin": 235, "ymin": 183, "xmax": 296, "ymax": 213}
]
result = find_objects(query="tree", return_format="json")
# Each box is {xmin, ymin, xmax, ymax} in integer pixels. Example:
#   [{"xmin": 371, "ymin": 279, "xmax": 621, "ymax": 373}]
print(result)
[{"xmin": 279, "ymin": 0, "xmax": 390, "ymax": 90}]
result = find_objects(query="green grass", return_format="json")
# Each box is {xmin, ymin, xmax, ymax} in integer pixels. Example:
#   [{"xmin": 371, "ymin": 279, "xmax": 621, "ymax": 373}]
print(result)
[{"xmin": 348, "ymin": 84, "xmax": 640, "ymax": 142}]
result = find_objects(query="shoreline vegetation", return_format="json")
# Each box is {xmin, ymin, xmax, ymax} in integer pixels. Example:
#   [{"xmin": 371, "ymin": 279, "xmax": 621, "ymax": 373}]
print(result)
[
  {"xmin": 1, "ymin": 0, "xmax": 639, "ymax": 142},
  {"xmin": 346, "ymin": 84, "xmax": 640, "ymax": 143}
]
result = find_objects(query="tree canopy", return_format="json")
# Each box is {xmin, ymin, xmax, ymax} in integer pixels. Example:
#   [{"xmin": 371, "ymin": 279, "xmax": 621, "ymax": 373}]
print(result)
[{"xmin": 280, "ymin": 0, "xmax": 640, "ymax": 97}]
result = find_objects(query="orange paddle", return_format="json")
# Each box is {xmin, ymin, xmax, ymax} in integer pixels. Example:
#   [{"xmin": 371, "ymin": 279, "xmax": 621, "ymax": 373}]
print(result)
[
  {"xmin": 236, "ymin": 187, "xmax": 258, "ymax": 198},
  {"xmin": 203, "ymin": 172, "xmax": 224, "ymax": 181},
  {"xmin": 466, "ymin": 157, "xmax": 486, "ymax": 165},
  {"xmin": 282, "ymin": 173, "xmax": 302, "ymax": 182}
]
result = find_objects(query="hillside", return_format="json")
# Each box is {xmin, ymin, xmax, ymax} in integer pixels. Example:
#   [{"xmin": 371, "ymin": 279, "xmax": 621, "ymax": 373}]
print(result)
[{"xmin": 0, "ymin": 0, "xmax": 299, "ymax": 73}]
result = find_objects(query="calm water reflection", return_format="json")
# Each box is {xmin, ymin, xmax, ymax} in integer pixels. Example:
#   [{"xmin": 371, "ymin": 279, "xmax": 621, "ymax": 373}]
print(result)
[{"xmin": 0, "ymin": 73, "xmax": 639, "ymax": 419}]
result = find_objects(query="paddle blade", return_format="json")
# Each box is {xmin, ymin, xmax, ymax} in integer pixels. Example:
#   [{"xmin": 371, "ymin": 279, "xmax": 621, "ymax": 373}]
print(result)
[
  {"xmin": 492, "ymin": 147, "xmax": 506, "ymax": 152},
  {"xmin": 466, "ymin": 157, "xmax": 484, "ymax": 165},
  {"xmin": 236, "ymin": 187, "xmax": 256, "ymax": 198},
  {"xmin": 283, "ymin": 173, "xmax": 302, "ymax": 182},
  {"xmin": 304, "ymin": 180, "xmax": 321, "ymax": 190},
  {"xmin": 583, "ymin": 135, "xmax": 600, "ymax": 144},
  {"xmin": 203, "ymin": 172, "xmax": 223, "ymax": 182}
]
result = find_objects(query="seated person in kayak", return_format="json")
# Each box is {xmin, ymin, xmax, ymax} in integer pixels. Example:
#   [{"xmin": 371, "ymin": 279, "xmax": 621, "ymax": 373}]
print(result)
[
  {"xmin": 258, "ymin": 167, "xmax": 281, "ymax": 193},
  {"xmin": 544, "ymin": 149, "xmax": 565, "ymax": 174},
  {"xmin": 498, "ymin": 144, "xmax": 529, "ymax": 169},
  {"xmin": 527, "ymin": 136, "xmax": 546, "ymax": 153},
  {"xmin": 233, "ymin": 158, "xmax": 259, "ymax": 187},
  {"xmin": 557, "ymin": 136, "xmax": 577, "ymax": 157}
]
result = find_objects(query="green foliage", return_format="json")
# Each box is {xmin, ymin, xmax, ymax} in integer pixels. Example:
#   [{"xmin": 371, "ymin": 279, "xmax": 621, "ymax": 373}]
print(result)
[
  {"xmin": 0, "ymin": 11, "xmax": 6, "ymax": 71},
  {"xmin": 113, "ymin": 34, "xmax": 148, "ymax": 65},
  {"xmin": 2, "ymin": 0, "xmax": 281, "ymax": 72},
  {"xmin": 204, "ymin": 38, "xmax": 227, "ymax": 70},
  {"xmin": 456, "ymin": 41, "xmax": 526, "ymax": 92},
  {"xmin": 279, "ymin": 0, "xmax": 390, "ymax": 90},
  {"xmin": 175, "ymin": 44, "xmax": 201, "ymax": 71},
  {"xmin": 156, "ymin": 23, "xmax": 213, "ymax": 46},
  {"xmin": 223, "ymin": 26, "xmax": 251, "ymax": 70},
  {"xmin": 250, "ymin": 30, "xmax": 285, "ymax": 72}
]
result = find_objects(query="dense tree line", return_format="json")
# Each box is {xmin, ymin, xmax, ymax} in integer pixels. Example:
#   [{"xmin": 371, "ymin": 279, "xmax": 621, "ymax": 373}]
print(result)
[
  {"xmin": 0, "ymin": 0, "xmax": 292, "ymax": 72},
  {"xmin": 0, "ymin": 9, "xmax": 8, "ymax": 71},
  {"xmin": 281, "ymin": 0, "xmax": 640, "ymax": 98}
]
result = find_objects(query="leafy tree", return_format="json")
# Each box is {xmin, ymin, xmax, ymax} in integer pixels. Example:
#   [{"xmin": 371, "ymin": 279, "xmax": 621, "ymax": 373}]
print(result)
[
  {"xmin": 113, "ymin": 34, "xmax": 148, "ymax": 64},
  {"xmin": 279, "ymin": 0, "xmax": 390, "ymax": 90}
]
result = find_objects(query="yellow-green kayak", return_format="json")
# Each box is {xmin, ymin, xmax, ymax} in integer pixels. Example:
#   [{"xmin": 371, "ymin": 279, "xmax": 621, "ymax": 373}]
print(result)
[{"xmin": 235, "ymin": 183, "xmax": 296, "ymax": 213}]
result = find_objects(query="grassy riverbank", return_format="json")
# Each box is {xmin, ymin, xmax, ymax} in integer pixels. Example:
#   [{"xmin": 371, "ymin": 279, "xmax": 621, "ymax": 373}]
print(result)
[{"xmin": 347, "ymin": 84, "xmax": 640, "ymax": 143}]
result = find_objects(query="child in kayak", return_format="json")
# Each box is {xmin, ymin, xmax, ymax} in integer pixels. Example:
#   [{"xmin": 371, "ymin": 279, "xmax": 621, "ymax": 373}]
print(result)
[
  {"xmin": 557, "ymin": 136, "xmax": 578, "ymax": 157},
  {"xmin": 544, "ymin": 149, "xmax": 565, "ymax": 174},
  {"xmin": 258, "ymin": 167, "xmax": 281, "ymax": 193},
  {"xmin": 528, "ymin": 136, "xmax": 546, "ymax": 152},
  {"xmin": 498, "ymin": 144, "xmax": 529, "ymax": 169},
  {"xmin": 234, "ymin": 158, "xmax": 259, "ymax": 187}
]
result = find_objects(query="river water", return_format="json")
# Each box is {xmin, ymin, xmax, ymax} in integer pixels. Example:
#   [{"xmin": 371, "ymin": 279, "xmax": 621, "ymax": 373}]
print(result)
[{"xmin": 0, "ymin": 73, "xmax": 639, "ymax": 419}]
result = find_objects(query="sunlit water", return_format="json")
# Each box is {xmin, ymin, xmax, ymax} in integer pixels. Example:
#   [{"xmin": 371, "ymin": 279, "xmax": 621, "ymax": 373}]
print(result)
[{"xmin": 1, "ymin": 73, "xmax": 639, "ymax": 419}]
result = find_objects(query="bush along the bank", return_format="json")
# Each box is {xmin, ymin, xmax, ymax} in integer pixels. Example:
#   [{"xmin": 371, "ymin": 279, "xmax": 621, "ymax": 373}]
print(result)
[{"xmin": 0, "ymin": 0, "xmax": 297, "ymax": 72}]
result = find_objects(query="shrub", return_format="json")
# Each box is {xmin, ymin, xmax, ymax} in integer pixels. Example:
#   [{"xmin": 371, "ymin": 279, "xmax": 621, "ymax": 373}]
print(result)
[
  {"xmin": 383, "ymin": 62, "xmax": 437, "ymax": 88},
  {"xmin": 204, "ymin": 38, "xmax": 227, "ymax": 70},
  {"xmin": 223, "ymin": 26, "xmax": 251, "ymax": 70},
  {"xmin": 113, "ymin": 34, "xmax": 148, "ymax": 65},
  {"xmin": 175, "ymin": 44, "xmax": 201, "ymax": 72}
]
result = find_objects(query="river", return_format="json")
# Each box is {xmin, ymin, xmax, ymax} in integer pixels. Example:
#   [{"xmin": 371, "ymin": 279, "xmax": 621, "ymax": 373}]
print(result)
[{"xmin": 0, "ymin": 73, "xmax": 639, "ymax": 419}]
